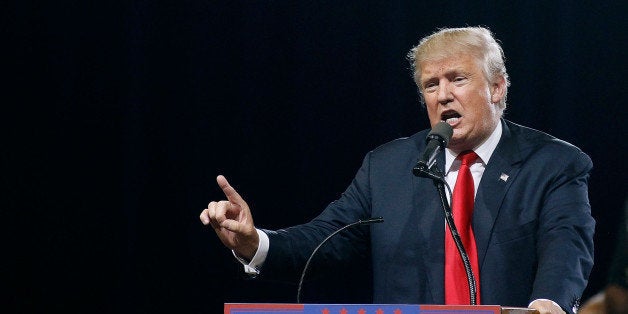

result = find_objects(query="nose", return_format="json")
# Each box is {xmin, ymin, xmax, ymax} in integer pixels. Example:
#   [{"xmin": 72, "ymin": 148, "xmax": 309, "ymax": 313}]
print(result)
[{"xmin": 437, "ymin": 81, "xmax": 453, "ymax": 105}]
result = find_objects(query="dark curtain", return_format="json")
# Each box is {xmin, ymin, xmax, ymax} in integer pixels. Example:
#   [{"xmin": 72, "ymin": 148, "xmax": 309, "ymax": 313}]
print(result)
[{"xmin": 5, "ymin": 1, "xmax": 626, "ymax": 312}]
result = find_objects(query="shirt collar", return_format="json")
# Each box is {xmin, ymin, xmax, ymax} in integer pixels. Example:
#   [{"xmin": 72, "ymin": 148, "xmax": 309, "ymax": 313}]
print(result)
[{"xmin": 444, "ymin": 119, "xmax": 503, "ymax": 173}]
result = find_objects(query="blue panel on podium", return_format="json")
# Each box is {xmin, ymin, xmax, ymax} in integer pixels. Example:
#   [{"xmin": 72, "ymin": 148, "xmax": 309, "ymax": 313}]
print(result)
[{"xmin": 224, "ymin": 303, "xmax": 502, "ymax": 314}]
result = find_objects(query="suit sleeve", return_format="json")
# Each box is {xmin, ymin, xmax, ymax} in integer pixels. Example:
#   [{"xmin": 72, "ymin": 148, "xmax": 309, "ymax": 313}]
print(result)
[
  {"xmin": 530, "ymin": 150, "xmax": 595, "ymax": 313},
  {"xmin": 259, "ymin": 152, "xmax": 374, "ymax": 282}
]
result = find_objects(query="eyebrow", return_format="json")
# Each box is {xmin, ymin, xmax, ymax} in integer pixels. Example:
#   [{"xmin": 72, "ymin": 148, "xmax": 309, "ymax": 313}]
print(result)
[{"xmin": 421, "ymin": 68, "xmax": 472, "ymax": 84}]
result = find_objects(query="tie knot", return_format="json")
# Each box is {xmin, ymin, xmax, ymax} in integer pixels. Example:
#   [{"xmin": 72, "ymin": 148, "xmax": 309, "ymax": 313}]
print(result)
[{"xmin": 457, "ymin": 150, "xmax": 478, "ymax": 166}]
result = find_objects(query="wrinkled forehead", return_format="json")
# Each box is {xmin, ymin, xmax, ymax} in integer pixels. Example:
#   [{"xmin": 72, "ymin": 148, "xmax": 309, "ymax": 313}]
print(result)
[{"xmin": 416, "ymin": 49, "xmax": 484, "ymax": 83}]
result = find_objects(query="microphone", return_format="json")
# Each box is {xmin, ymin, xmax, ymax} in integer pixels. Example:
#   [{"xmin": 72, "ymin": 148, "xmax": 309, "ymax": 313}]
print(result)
[
  {"xmin": 296, "ymin": 217, "xmax": 384, "ymax": 303},
  {"xmin": 412, "ymin": 122, "xmax": 453, "ymax": 177}
]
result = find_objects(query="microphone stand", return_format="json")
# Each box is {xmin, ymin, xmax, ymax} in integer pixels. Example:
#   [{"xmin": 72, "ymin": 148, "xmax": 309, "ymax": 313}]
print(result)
[
  {"xmin": 296, "ymin": 217, "xmax": 384, "ymax": 304},
  {"xmin": 414, "ymin": 165, "xmax": 478, "ymax": 305}
]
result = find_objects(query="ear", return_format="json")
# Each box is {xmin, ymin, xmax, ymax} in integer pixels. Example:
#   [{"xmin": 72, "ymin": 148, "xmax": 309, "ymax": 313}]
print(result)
[{"xmin": 490, "ymin": 75, "xmax": 507, "ymax": 104}]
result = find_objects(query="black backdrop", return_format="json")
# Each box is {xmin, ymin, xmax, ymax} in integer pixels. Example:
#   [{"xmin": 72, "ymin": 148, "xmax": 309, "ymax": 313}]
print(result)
[{"xmin": 5, "ymin": 1, "xmax": 627, "ymax": 313}]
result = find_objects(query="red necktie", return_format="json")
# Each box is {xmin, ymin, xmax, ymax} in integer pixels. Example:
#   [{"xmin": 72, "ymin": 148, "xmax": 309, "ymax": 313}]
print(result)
[{"xmin": 445, "ymin": 150, "xmax": 481, "ymax": 304}]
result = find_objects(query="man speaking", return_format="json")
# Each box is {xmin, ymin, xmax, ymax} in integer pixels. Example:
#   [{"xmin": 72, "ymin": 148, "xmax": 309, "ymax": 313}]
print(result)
[{"xmin": 200, "ymin": 27, "xmax": 595, "ymax": 314}]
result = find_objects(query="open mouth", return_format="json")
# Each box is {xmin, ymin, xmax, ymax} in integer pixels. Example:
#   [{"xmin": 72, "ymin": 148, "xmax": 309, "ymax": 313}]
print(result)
[{"xmin": 441, "ymin": 111, "xmax": 461, "ymax": 124}]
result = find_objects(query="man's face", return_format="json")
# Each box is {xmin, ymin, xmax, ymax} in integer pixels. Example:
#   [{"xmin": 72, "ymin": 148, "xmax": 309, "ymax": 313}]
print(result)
[{"xmin": 419, "ymin": 53, "xmax": 505, "ymax": 153}]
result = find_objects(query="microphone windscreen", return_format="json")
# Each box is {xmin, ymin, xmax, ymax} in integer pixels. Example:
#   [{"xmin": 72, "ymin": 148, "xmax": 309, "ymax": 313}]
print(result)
[{"xmin": 428, "ymin": 121, "xmax": 454, "ymax": 146}]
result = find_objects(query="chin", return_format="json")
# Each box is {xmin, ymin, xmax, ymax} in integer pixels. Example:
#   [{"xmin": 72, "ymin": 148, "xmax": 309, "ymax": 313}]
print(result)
[
  {"xmin": 447, "ymin": 140, "xmax": 461, "ymax": 151},
  {"xmin": 448, "ymin": 136, "xmax": 472, "ymax": 152}
]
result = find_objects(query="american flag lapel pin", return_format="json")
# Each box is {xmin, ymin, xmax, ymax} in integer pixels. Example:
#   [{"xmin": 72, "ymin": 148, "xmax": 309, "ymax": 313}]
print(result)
[{"xmin": 499, "ymin": 173, "xmax": 509, "ymax": 182}]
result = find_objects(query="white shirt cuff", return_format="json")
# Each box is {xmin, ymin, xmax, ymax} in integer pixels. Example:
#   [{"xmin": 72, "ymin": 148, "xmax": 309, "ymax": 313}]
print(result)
[
  {"xmin": 529, "ymin": 299, "xmax": 562, "ymax": 311},
  {"xmin": 232, "ymin": 228, "xmax": 269, "ymax": 275}
]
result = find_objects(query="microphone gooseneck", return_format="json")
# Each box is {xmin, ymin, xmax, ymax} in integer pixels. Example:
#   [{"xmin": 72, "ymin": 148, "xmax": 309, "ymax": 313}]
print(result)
[
  {"xmin": 412, "ymin": 124, "xmax": 478, "ymax": 305},
  {"xmin": 431, "ymin": 166, "xmax": 478, "ymax": 305},
  {"xmin": 296, "ymin": 217, "xmax": 384, "ymax": 303}
]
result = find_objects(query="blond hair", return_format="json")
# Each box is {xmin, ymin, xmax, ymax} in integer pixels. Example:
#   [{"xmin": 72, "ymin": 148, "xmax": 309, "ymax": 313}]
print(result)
[{"xmin": 407, "ymin": 26, "xmax": 510, "ymax": 109}]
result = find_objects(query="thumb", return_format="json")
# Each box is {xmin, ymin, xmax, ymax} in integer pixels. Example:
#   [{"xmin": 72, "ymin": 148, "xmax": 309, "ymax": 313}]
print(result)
[{"xmin": 219, "ymin": 219, "xmax": 242, "ymax": 233}]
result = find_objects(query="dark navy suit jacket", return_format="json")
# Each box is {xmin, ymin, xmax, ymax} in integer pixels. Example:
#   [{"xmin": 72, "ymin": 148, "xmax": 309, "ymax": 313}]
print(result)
[{"xmin": 262, "ymin": 119, "xmax": 595, "ymax": 313}]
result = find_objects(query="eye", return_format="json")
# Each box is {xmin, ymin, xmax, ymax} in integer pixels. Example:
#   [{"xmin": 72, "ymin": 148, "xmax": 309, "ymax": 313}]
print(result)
[
  {"xmin": 424, "ymin": 82, "xmax": 438, "ymax": 92},
  {"xmin": 454, "ymin": 76, "xmax": 467, "ymax": 83}
]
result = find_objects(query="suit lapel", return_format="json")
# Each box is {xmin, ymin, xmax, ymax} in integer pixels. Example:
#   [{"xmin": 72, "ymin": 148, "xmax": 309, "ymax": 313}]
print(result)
[{"xmin": 473, "ymin": 120, "xmax": 523, "ymax": 269}]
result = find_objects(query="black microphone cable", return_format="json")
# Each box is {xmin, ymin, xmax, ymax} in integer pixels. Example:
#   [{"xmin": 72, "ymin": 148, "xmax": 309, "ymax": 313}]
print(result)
[{"xmin": 431, "ymin": 165, "xmax": 478, "ymax": 305}]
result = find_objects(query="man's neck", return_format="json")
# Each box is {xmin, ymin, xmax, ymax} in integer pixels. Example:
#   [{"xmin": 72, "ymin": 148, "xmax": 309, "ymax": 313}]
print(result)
[{"xmin": 445, "ymin": 119, "xmax": 503, "ymax": 171}]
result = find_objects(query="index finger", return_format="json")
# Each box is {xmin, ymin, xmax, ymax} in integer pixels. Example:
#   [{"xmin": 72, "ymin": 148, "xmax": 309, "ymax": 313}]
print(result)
[{"xmin": 216, "ymin": 175, "xmax": 245, "ymax": 204}]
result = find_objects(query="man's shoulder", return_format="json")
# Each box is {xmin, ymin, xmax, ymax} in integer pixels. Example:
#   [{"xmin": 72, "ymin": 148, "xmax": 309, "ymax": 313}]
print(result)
[
  {"xmin": 506, "ymin": 120, "xmax": 582, "ymax": 151},
  {"xmin": 503, "ymin": 119, "xmax": 592, "ymax": 167},
  {"xmin": 369, "ymin": 129, "xmax": 429, "ymax": 156}
]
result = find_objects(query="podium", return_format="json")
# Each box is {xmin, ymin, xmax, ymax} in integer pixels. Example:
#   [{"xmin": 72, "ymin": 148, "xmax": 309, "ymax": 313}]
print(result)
[{"xmin": 224, "ymin": 303, "xmax": 540, "ymax": 314}]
